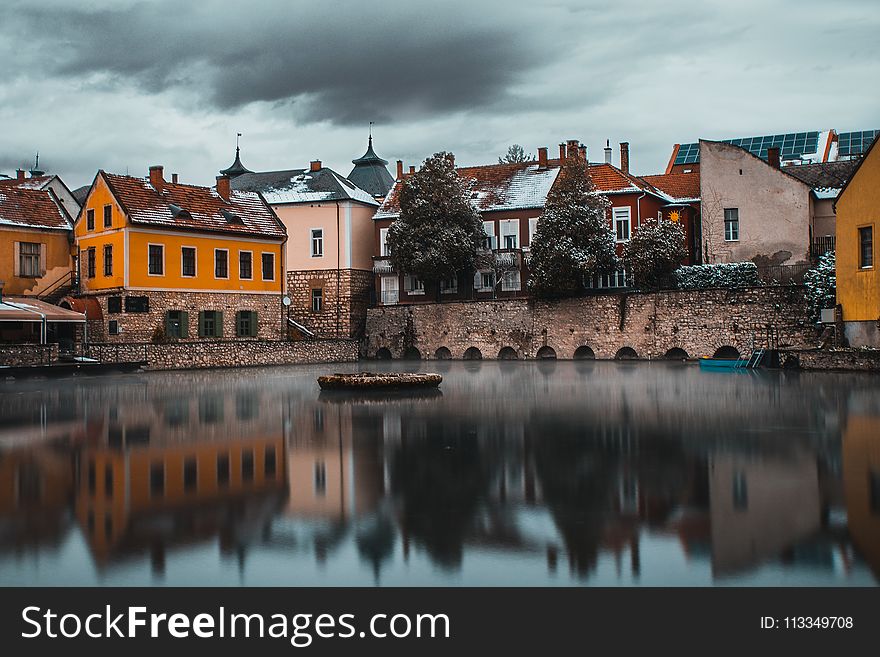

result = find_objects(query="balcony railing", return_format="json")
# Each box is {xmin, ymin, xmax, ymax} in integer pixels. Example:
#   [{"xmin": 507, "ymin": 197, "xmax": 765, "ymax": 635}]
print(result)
[
  {"xmin": 494, "ymin": 249, "xmax": 521, "ymax": 268},
  {"xmin": 812, "ymin": 236, "xmax": 835, "ymax": 257},
  {"xmin": 373, "ymin": 257, "xmax": 394, "ymax": 274}
]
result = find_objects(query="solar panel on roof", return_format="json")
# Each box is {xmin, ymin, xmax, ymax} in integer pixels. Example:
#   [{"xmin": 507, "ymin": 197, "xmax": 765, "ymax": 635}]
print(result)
[
  {"xmin": 674, "ymin": 131, "xmax": 823, "ymax": 165},
  {"xmin": 838, "ymin": 129, "xmax": 879, "ymax": 156}
]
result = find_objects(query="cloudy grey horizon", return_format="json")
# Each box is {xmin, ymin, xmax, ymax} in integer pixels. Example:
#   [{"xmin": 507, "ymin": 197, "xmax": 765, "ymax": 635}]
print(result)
[{"xmin": 1, "ymin": 0, "xmax": 877, "ymax": 190}]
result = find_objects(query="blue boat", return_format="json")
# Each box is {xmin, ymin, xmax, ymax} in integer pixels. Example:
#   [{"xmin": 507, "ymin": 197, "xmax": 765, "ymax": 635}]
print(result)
[{"xmin": 698, "ymin": 357, "xmax": 746, "ymax": 370}]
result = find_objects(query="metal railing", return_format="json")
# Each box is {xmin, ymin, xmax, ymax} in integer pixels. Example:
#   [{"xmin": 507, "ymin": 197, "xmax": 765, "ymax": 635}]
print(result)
[
  {"xmin": 379, "ymin": 290, "xmax": 400, "ymax": 305},
  {"xmin": 373, "ymin": 258, "xmax": 394, "ymax": 274},
  {"xmin": 755, "ymin": 263, "xmax": 810, "ymax": 285},
  {"xmin": 811, "ymin": 236, "xmax": 835, "ymax": 257},
  {"xmin": 36, "ymin": 270, "xmax": 78, "ymax": 302}
]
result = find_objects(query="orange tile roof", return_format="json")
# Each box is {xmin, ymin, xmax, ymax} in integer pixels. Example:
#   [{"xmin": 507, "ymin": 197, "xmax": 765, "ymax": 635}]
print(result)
[
  {"xmin": 640, "ymin": 172, "xmax": 700, "ymax": 201},
  {"xmin": 98, "ymin": 172, "xmax": 285, "ymax": 239},
  {"xmin": 0, "ymin": 185, "xmax": 72, "ymax": 230}
]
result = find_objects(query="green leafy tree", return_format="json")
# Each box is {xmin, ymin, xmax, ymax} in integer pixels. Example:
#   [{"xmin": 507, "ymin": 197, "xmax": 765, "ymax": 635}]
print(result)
[
  {"xmin": 386, "ymin": 153, "xmax": 484, "ymax": 299},
  {"xmin": 498, "ymin": 144, "xmax": 528, "ymax": 164},
  {"xmin": 622, "ymin": 216, "xmax": 687, "ymax": 288},
  {"xmin": 528, "ymin": 154, "xmax": 616, "ymax": 298}
]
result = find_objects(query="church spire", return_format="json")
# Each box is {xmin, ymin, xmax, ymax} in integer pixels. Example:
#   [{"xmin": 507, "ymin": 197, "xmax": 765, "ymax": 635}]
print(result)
[{"xmin": 219, "ymin": 133, "xmax": 252, "ymax": 178}]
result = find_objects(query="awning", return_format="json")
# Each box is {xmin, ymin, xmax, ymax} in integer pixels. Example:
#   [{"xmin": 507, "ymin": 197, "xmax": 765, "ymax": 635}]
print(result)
[
  {"xmin": 59, "ymin": 295, "xmax": 103, "ymax": 321},
  {"xmin": 0, "ymin": 297, "xmax": 87, "ymax": 323}
]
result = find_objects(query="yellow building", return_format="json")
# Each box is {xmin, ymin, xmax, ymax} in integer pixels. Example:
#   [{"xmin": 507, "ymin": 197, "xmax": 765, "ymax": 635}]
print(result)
[
  {"xmin": 836, "ymin": 134, "xmax": 880, "ymax": 347},
  {"xmin": 0, "ymin": 176, "xmax": 75, "ymax": 297},
  {"xmin": 75, "ymin": 167, "xmax": 287, "ymax": 341}
]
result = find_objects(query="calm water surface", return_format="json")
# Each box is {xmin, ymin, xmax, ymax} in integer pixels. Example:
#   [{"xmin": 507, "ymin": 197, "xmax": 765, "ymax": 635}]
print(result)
[{"xmin": 1, "ymin": 361, "xmax": 878, "ymax": 586}]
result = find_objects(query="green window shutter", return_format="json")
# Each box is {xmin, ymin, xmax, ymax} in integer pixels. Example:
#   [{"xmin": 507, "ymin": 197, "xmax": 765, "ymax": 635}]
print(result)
[
  {"xmin": 165, "ymin": 311, "xmax": 173, "ymax": 337},
  {"xmin": 251, "ymin": 311, "xmax": 259, "ymax": 337},
  {"xmin": 198, "ymin": 311, "xmax": 206, "ymax": 338},
  {"xmin": 180, "ymin": 311, "xmax": 189, "ymax": 338},
  {"xmin": 216, "ymin": 310, "xmax": 223, "ymax": 338},
  {"xmin": 236, "ymin": 311, "xmax": 244, "ymax": 337}
]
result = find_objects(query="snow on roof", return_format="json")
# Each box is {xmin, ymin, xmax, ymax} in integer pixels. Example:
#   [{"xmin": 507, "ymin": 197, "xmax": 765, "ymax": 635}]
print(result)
[
  {"xmin": 0, "ymin": 186, "xmax": 71, "ymax": 230},
  {"xmin": 231, "ymin": 167, "xmax": 379, "ymax": 207}
]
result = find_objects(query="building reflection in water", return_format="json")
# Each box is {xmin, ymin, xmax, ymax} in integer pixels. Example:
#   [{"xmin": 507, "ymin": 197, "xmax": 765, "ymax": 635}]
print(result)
[{"xmin": 0, "ymin": 363, "xmax": 878, "ymax": 585}]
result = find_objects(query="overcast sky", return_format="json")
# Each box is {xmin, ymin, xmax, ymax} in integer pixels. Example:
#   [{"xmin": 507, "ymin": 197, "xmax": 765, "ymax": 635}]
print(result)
[{"xmin": 1, "ymin": 0, "xmax": 877, "ymax": 189}]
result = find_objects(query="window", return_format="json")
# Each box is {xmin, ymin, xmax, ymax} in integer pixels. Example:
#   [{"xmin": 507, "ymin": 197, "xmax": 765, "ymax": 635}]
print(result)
[
  {"xmin": 264, "ymin": 447, "xmax": 277, "ymax": 478},
  {"xmin": 405, "ymin": 275, "xmax": 425, "ymax": 295},
  {"xmin": 124, "ymin": 296, "xmax": 149, "ymax": 313},
  {"xmin": 475, "ymin": 272, "xmax": 495, "ymax": 291},
  {"xmin": 500, "ymin": 219, "xmax": 519, "ymax": 249},
  {"xmin": 86, "ymin": 247, "xmax": 96, "ymax": 278},
  {"xmin": 199, "ymin": 395, "xmax": 223, "ymax": 424},
  {"xmin": 528, "ymin": 218, "xmax": 539, "ymax": 246},
  {"xmin": 150, "ymin": 462, "xmax": 165, "ymax": 498},
  {"xmin": 18, "ymin": 242, "xmax": 41, "ymax": 277},
  {"xmin": 236, "ymin": 311, "xmax": 258, "ymax": 337},
  {"xmin": 261, "ymin": 252, "xmax": 275, "ymax": 281},
  {"xmin": 242, "ymin": 450, "xmax": 254, "ymax": 483},
  {"xmin": 380, "ymin": 228, "xmax": 391, "ymax": 256},
  {"xmin": 87, "ymin": 461, "xmax": 96, "ymax": 495},
  {"xmin": 107, "ymin": 296, "xmax": 122, "ymax": 314},
  {"xmin": 311, "ymin": 288, "xmax": 323, "ymax": 313},
  {"xmin": 613, "ymin": 207, "xmax": 631, "ymax": 242},
  {"xmin": 724, "ymin": 208, "xmax": 740, "ymax": 241},
  {"xmin": 198, "ymin": 310, "xmax": 222, "ymax": 338},
  {"xmin": 441, "ymin": 277, "xmax": 458, "ymax": 294},
  {"xmin": 108, "ymin": 320, "xmax": 119, "ymax": 335},
  {"xmin": 482, "ymin": 221, "xmax": 497, "ymax": 250},
  {"xmin": 314, "ymin": 461, "xmax": 327, "ymax": 496},
  {"xmin": 311, "ymin": 229, "xmax": 324, "ymax": 257},
  {"xmin": 183, "ymin": 458, "xmax": 197, "ymax": 493},
  {"xmin": 86, "ymin": 208, "xmax": 95, "ymax": 231},
  {"xmin": 165, "ymin": 310, "xmax": 188, "ymax": 339},
  {"xmin": 859, "ymin": 226, "xmax": 873, "ymax": 268},
  {"xmin": 214, "ymin": 249, "xmax": 229, "ymax": 279},
  {"xmin": 148, "ymin": 244, "xmax": 164, "ymax": 275},
  {"xmin": 181, "ymin": 247, "xmax": 196, "ymax": 277},
  {"xmin": 103, "ymin": 204, "xmax": 112, "ymax": 228},
  {"xmin": 239, "ymin": 251, "xmax": 252, "ymax": 279},
  {"xmin": 501, "ymin": 269, "xmax": 521, "ymax": 291},
  {"xmin": 217, "ymin": 454, "xmax": 230, "ymax": 487},
  {"xmin": 103, "ymin": 244, "xmax": 113, "ymax": 277}
]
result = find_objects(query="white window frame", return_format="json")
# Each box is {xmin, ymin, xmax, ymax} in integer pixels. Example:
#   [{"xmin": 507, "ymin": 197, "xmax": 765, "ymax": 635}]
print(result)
[
  {"xmin": 310, "ymin": 228, "xmax": 324, "ymax": 258},
  {"xmin": 482, "ymin": 221, "xmax": 497, "ymax": 250},
  {"xmin": 379, "ymin": 227, "xmax": 391, "ymax": 256},
  {"xmin": 147, "ymin": 243, "xmax": 165, "ymax": 277},
  {"xmin": 527, "ymin": 218, "xmax": 539, "ymax": 246},
  {"xmin": 311, "ymin": 288, "xmax": 323, "ymax": 313},
  {"xmin": 724, "ymin": 208, "xmax": 740, "ymax": 242},
  {"xmin": 500, "ymin": 219, "xmax": 519, "ymax": 249},
  {"xmin": 261, "ymin": 251, "xmax": 276, "ymax": 281},
  {"xmin": 475, "ymin": 271, "xmax": 495, "ymax": 292},
  {"xmin": 239, "ymin": 250, "xmax": 253, "ymax": 280},
  {"xmin": 405, "ymin": 274, "xmax": 425, "ymax": 295},
  {"xmin": 501, "ymin": 269, "xmax": 521, "ymax": 291},
  {"xmin": 180, "ymin": 245, "xmax": 197, "ymax": 278},
  {"xmin": 613, "ymin": 207, "xmax": 631, "ymax": 243},
  {"xmin": 214, "ymin": 248, "xmax": 229, "ymax": 279}
]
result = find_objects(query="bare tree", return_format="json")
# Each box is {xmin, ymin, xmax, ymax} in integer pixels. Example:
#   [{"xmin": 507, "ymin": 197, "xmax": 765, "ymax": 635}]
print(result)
[{"xmin": 498, "ymin": 144, "xmax": 528, "ymax": 164}]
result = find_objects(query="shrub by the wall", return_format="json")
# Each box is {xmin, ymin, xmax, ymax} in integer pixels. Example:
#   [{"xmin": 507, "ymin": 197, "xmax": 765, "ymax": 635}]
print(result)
[{"xmin": 674, "ymin": 262, "xmax": 759, "ymax": 290}]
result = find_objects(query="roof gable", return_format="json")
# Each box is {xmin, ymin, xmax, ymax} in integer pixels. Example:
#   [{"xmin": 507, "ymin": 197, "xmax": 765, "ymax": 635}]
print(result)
[
  {"xmin": 231, "ymin": 167, "xmax": 378, "ymax": 206},
  {"xmin": 640, "ymin": 172, "xmax": 701, "ymax": 201}
]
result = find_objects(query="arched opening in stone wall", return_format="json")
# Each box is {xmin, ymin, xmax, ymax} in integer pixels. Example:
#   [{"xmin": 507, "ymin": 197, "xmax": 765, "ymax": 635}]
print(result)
[
  {"xmin": 573, "ymin": 345, "xmax": 595, "ymax": 360},
  {"xmin": 375, "ymin": 347, "xmax": 392, "ymax": 360},
  {"xmin": 783, "ymin": 355, "xmax": 801, "ymax": 370},
  {"xmin": 498, "ymin": 346, "xmax": 518, "ymax": 360},
  {"xmin": 402, "ymin": 346, "xmax": 422, "ymax": 360},
  {"xmin": 713, "ymin": 345, "xmax": 740, "ymax": 360},
  {"xmin": 535, "ymin": 346, "xmax": 557, "ymax": 360},
  {"xmin": 434, "ymin": 346, "xmax": 452, "ymax": 360},
  {"xmin": 664, "ymin": 347, "xmax": 689, "ymax": 360},
  {"xmin": 463, "ymin": 347, "xmax": 483, "ymax": 360},
  {"xmin": 615, "ymin": 347, "xmax": 638, "ymax": 360}
]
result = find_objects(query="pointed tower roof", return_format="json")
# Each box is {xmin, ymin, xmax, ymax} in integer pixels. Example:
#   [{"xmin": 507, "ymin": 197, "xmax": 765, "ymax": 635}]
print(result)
[
  {"xmin": 220, "ymin": 146, "xmax": 252, "ymax": 178},
  {"xmin": 348, "ymin": 135, "xmax": 394, "ymax": 198}
]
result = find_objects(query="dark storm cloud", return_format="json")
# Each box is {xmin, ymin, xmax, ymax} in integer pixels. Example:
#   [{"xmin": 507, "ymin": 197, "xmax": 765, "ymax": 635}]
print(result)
[{"xmin": 2, "ymin": 0, "xmax": 561, "ymax": 125}]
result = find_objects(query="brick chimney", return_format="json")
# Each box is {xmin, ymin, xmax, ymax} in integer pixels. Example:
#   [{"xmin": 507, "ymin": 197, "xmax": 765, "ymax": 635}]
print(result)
[
  {"xmin": 537, "ymin": 147, "xmax": 548, "ymax": 168},
  {"xmin": 171, "ymin": 173, "xmax": 178, "ymax": 183},
  {"xmin": 396, "ymin": 160, "xmax": 404, "ymax": 179},
  {"xmin": 619, "ymin": 142, "xmax": 629, "ymax": 174},
  {"xmin": 16, "ymin": 169, "xmax": 25, "ymax": 181},
  {"xmin": 567, "ymin": 139, "xmax": 580, "ymax": 161},
  {"xmin": 216, "ymin": 175, "xmax": 230, "ymax": 201},
  {"xmin": 579, "ymin": 145, "xmax": 587, "ymax": 162},
  {"xmin": 409, "ymin": 166, "xmax": 416, "ymax": 174},
  {"xmin": 767, "ymin": 147, "xmax": 780, "ymax": 169},
  {"xmin": 604, "ymin": 140, "xmax": 612, "ymax": 164},
  {"xmin": 310, "ymin": 160, "xmax": 322, "ymax": 172},
  {"xmin": 559, "ymin": 143, "xmax": 566, "ymax": 160},
  {"xmin": 149, "ymin": 165, "xmax": 164, "ymax": 193}
]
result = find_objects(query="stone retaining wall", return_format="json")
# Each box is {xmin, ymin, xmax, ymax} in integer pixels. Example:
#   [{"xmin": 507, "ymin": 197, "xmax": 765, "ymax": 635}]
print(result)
[
  {"xmin": 0, "ymin": 343, "xmax": 59, "ymax": 367},
  {"xmin": 366, "ymin": 287, "xmax": 818, "ymax": 360},
  {"xmin": 85, "ymin": 338, "xmax": 357, "ymax": 371},
  {"xmin": 785, "ymin": 348, "xmax": 880, "ymax": 372}
]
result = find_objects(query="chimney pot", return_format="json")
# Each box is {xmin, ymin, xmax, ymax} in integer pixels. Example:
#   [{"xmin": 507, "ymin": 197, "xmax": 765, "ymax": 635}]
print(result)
[
  {"xmin": 604, "ymin": 139, "xmax": 612, "ymax": 164},
  {"xmin": 619, "ymin": 142, "xmax": 630, "ymax": 174},
  {"xmin": 396, "ymin": 160, "xmax": 404, "ymax": 179},
  {"xmin": 579, "ymin": 145, "xmax": 587, "ymax": 162},
  {"xmin": 537, "ymin": 147, "xmax": 548, "ymax": 168},
  {"xmin": 16, "ymin": 169, "xmax": 25, "ymax": 181},
  {"xmin": 149, "ymin": 165, "xmax": 164, "ymax": 193},
  {"xmin": 171, "ymin": 173, "xmax": 178, "ymax": 184},
  {"xmin": 559, "ymin": 143, "xmax": 566, "ymax": 160},
  {"xmin": 767, "ymin": 146, "xmax": 780, "ymax": 169},
  {"xmin": 310, "ymin": 160, "xmax": 322, "ymax": 172},
  {"xmin": 216, "ymin": 175, "xmax": 231, "ymax": 201}
]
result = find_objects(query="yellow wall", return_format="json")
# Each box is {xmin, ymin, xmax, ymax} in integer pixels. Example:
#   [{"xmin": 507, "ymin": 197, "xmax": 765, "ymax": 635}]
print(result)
[
  {"xmin": 836, "ymin": 144, "xmax": 880, "ymax": 322},
  {"xmin": 76, "ymin": 175, "xmax": 284, "ymax": 294},
  {"xmin": 0, "ymin": 225, "xmax": 72, "ymax": 296}
]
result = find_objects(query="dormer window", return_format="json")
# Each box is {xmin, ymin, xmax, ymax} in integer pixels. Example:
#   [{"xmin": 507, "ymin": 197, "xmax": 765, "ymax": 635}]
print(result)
[
  {"xmin": 168, "ymin": 203, "xmax": 191, "ymax": 219},
  {"xmin": 220, "ymin": 208, "xmax": 243, "ymax": 224}
]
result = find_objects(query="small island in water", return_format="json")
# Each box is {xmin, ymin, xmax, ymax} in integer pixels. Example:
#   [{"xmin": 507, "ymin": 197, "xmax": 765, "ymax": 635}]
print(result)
[{"xmin": 317, "ymin": 371, "xmax": 442, "ymax": 390}]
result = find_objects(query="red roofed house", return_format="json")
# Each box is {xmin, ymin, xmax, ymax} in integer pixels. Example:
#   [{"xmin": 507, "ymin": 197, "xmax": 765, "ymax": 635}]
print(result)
[
  {"xmin": 372, "ymin": 139, "xmax": 699, "ymax": 305},
  {"xmin": 74, "ymin": 167, "xmax": 287, "ymax": 342}
]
